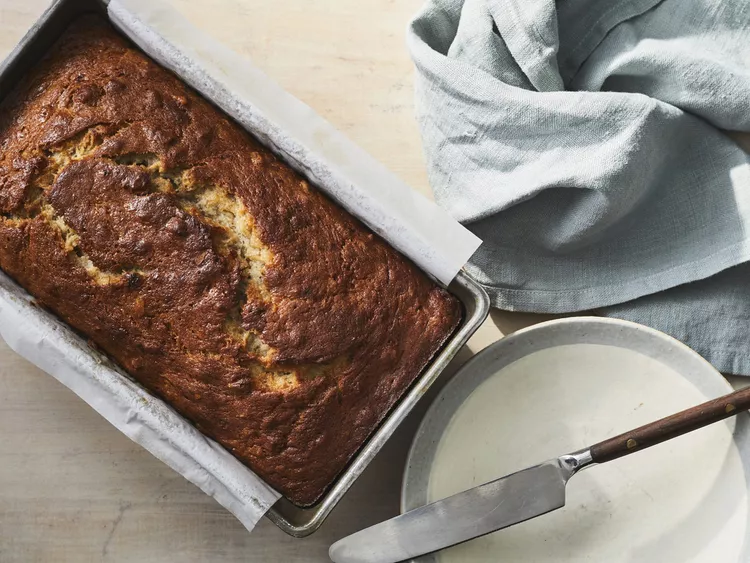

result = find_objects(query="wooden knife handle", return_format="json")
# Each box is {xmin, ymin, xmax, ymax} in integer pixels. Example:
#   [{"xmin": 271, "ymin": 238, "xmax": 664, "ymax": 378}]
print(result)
[{"xmin": 590, "ymin": 385, "xmax": 750, "ymax": 464}]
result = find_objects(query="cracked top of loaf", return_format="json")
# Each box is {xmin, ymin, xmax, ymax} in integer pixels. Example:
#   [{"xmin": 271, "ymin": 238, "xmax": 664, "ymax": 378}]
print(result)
[{"xmin": 0, "ymin": 16, "xmax": 461, "ymax": 505}]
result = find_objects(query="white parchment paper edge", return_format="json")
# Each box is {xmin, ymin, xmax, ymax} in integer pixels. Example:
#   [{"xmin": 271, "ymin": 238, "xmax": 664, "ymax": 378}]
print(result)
[
  {"xmin": 0, "ymin": 273, "xmax": 280, "ymax": 531},
  {"xmin": 108, "ymin": 0, "xmax": 481, "ymax": 287}
]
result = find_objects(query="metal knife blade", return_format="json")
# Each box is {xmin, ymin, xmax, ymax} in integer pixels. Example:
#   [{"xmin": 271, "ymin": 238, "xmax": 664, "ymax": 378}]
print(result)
[{"xmin": 329, "ymin": 451, "xmax": 592, "ymax": 563}]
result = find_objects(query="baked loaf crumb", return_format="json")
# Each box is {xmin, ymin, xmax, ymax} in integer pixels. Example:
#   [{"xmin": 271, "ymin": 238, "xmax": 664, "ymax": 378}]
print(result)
[{"xmin": 0, "ymin": 17, "xmax": 462, "ymax": 506}]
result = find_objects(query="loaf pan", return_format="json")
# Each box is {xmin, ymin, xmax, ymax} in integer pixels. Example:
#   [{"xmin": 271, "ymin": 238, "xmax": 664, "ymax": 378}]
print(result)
[{"xmin": 0, "ymin": 0, "xmax": 491, "ymax": 537}]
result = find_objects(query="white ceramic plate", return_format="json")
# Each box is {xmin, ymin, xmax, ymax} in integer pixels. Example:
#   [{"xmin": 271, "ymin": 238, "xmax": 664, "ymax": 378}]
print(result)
[{"xmin": 402, "ymin": 317, "xmax": 750, "ymax": 563}]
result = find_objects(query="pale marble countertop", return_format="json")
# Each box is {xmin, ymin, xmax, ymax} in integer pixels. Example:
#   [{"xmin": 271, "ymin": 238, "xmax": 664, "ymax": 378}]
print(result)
[{"xmin": 0, "ymin": 1, "xmax": 744, "ymax": 562}]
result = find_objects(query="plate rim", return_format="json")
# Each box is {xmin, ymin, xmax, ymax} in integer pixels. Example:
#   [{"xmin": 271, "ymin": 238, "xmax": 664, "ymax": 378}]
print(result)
[{"xmin": 401, "ymin": 316, "xmax": 749, "ymax": 562}]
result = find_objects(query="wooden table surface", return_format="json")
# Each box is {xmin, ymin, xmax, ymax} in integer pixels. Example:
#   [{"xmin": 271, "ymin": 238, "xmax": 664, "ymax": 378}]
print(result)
[
  {"xmin": 0, "ymin": 1, "xmax": 549, "ymax": 561},
  {"xmin": 3, "ymin": 2, "xmax": 746, "ymax": 561}
]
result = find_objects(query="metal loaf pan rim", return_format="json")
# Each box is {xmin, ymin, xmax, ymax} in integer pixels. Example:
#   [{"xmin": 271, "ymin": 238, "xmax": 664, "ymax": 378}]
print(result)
[{"xmin": 0, "ymin": 0, "xmax": 491, "ymax": 537}]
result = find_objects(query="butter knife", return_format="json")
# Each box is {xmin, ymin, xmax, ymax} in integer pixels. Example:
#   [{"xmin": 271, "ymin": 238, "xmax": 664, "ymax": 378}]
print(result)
[{"xmin": 329, "ymin": 385, "xmax": 750, "ymax": 563}]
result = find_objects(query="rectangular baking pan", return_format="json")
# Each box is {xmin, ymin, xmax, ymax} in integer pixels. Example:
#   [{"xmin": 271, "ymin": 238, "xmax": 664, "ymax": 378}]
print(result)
[{"xmin": 0, "ymin": 0, "xmax": 491, "ymax": 537}]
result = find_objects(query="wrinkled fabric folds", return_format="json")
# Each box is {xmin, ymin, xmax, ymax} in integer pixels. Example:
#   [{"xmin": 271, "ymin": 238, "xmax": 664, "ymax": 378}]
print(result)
[{"xmin": 408, "ymin": 0, "xmax": 750, "ymax": 373}]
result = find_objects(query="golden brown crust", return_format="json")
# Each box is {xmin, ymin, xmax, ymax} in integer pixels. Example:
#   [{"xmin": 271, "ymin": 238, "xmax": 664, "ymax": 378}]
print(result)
[{"xmin": 0, "ymin": 16, "xmax": 461, "ymax": 505}]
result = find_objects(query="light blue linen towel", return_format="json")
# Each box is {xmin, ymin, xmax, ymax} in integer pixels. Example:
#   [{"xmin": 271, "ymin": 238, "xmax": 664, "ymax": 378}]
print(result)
[{"xmin": 408, "ymin": 0, "xmax": 750, "ymax": 374}]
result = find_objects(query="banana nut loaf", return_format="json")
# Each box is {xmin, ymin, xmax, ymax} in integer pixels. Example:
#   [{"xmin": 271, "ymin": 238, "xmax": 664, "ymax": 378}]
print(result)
[{"xmin": 0, "ymin": 16, "xmax": 462, "ymax": 506}]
